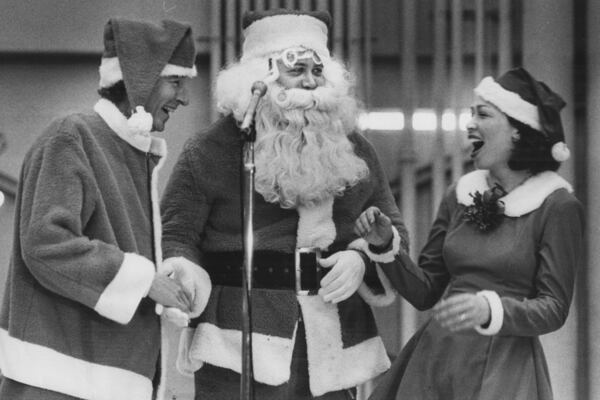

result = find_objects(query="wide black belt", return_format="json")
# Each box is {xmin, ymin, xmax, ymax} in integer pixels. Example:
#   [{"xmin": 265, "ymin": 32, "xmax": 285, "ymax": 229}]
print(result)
[{"xmin": 203, "ymin": 248, "xmax": 331, "ymax": 295}]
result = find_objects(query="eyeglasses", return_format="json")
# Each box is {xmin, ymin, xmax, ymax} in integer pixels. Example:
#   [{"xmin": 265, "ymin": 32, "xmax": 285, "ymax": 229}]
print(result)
[{"xmin": 273, "ymin": 47, "xmax": 323, "ymax": 68}]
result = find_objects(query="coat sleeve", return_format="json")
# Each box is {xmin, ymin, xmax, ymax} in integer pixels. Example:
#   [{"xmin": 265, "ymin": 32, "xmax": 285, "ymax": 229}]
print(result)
[
  {"xmin": 497, "ymin": 193, "xmax": 584, "ymax": 336},
  {"xmin": 19, "ymin": 129, "xmax": 155, "ymax": 324},
  {"xmin": 378, "ymin": 188, "xmax": 454, "ymax": 310},
  {"xmin": 345, "ymin": 134, "xmax": 410, "ymax": 306},
  {"xmin": 161, "ymin": 141, "xmax": 211, "ymax": 266}
]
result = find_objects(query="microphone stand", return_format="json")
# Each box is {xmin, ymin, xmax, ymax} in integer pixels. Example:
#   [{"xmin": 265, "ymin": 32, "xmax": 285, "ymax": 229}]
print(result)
[{"xmin": 240, "ymin": 112, "xmax": 257, "ymax": 400}]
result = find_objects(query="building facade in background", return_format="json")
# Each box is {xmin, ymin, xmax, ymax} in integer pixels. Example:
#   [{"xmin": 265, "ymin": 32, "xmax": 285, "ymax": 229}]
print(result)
[{"xmin": 0, "ymin": 1, "xmax": 596, "ymax": 399}]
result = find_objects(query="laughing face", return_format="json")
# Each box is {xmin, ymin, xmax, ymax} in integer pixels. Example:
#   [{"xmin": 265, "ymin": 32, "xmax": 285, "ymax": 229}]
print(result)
[
  {"xmin": 144, "ymin": 76, "xmax": 190, "ymax": 132},
  {"xmin": 466, "ymin": 96, "xmax": 518, "ymax": 171}
]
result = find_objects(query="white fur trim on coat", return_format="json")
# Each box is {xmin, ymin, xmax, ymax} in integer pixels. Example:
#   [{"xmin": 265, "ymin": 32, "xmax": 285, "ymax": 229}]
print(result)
[
  {"xmin": 94, "ymin": 99, "xmax": 167, "ymax": 156},
  {"xmin": 474, "ymin": 77, "xmax": 541, "ymax": 131},
  {"xmin": 297, "ymin": 296, "xmax": 391, "ymax": 396},
  {"xmin": 348, "ymin": 227, "xmax": 400, "ymax": 307},
  {"xmin": 348, "ymin": 226, "xmax": 402, "ymax": 264},
  {"xmin": 241, "ymin": 14, "xmax": 330, "ymax": 62},
  {"xmin": 176, "ymin": 327, "xmax": 205, "ymax": 376},
  {"xmin": 475, "ymin": 290, "xmax": 504, "ymax": 335},
  {"xmin": 296, "ymin": 198, "xmax": 336, "ymax": 248},
  {"xmin": 99, "ymin": 57, "xmax": 197, "ymax": 88},
  {"xmin": 456, "ymin": 169, "xmax": 573, "ymax": 217},
  {"xmin": 94, "ymin": 252, "xmax": 155, "ymax": 324},
  {"xmin": 0, "ymin": 329, "xmax": 152, "ymax": 400},
  {"xmin": 356, "ymin": 266, "xmax": 397, "ymax": 307},
  {"xmin": 186, "ymin": 322, "xmax": 296, "ymax": 386}
]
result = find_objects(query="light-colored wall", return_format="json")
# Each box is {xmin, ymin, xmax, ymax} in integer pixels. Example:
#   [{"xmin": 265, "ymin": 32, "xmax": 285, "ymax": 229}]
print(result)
[
  {"xmin": 522, "ymin": 2, "xmax": 580, "ymax": 400},
  {"xmin": 587, "ymin": 0, "xmax": 600, "ymax": 399},
  {"xmin": 0, "ymin": 0, "xmax": 210, "ymax": 54}
]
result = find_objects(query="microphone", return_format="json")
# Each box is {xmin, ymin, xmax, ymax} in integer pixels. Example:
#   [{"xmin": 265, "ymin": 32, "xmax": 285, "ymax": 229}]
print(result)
[{"xmin": 240, "ymin": 81, "xmax": 268, "ymax": 132}]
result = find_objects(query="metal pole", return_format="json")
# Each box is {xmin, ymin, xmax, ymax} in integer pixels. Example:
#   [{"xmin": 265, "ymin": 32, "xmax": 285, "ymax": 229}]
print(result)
[
  {"xmin": 474, "ymin": 0, "xmax": 485, "ymax": 83},
  {"xmin": 498, "ymin": 0, "xmax": 511, "ymax": 73},
  {"xmin": 225, "ymin": 0, "xmax": 237, "ymax": 63},
  {"xmin": 399, "ymin": 0, "xmax": 418, "ymax": 347},
  {"xmin": 450, "ymin": 0, "xmax": 464, "ymax": 182},
  {"xmin": 332, "ymin": 0, "xmax": 345, "ymax": 58},
  {"xmin": 240, "ymin": 130, "xmax": 256, "ymax": 400},
  {"xmin": 431, "ymin": 0, "xmax": 448, "ymax": 216},
  {"xmin": 209, "ymin": 0, "xmax": 222, "ymax": 122}
]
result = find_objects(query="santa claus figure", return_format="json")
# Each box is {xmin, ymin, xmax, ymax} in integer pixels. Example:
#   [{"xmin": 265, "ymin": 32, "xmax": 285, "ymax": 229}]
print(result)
[{"xmin": 162, "ymin": 9, "xmax": 409, "ymax": 399}]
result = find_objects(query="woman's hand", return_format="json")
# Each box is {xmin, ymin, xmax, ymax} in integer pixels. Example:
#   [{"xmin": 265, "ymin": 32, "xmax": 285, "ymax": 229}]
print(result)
[
  {"xmin": 433, "ymin": 293, "xmax": 491, "ymax": 332},
  {"xmin": 354, "ymin": 206, "xmax": 393, "ymax": 248}
]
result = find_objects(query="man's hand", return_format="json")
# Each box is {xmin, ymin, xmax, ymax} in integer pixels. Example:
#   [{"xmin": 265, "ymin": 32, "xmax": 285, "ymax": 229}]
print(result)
[
  {"xmin": 318, "ymin": 250, "xmax": 365, "ymax": 303},
  {"xmin": 432, "ymin": 293, "xmax": 491, "ymax": 332},
  {"xmin": 148, "ymin": 274, "xmax": 193, "ymax": 313},
  {"xmin": 354, "ymin": 206, "xmax": 393, "ymax": 248}
]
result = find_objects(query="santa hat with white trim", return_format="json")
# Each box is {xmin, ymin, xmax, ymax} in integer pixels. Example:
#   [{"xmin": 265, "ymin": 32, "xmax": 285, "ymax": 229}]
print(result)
[
  {"xmin": 98, "ymin": 18, "xmax": 197, "ymax": 135},
  {"xmin": 240, "ymin": 9, "xmax": 331, "ymax": 63},
  {"xmin": 474, "ymin": 67, "xmax": 570, "ymax": 162}
]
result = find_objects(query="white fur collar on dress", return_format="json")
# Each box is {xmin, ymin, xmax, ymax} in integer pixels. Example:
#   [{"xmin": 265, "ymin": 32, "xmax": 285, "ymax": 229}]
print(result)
[
  {"xmin": 456, "ymin": 169, "xmax": 573, "ymax": 217},
  {"xmin": 94, "ymin": 98, "xmax": 166, "ymax": 156}
]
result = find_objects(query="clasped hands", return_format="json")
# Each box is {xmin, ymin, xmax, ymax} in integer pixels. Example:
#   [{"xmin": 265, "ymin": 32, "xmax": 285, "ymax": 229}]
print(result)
[
  {"xmin": 147, "ymin": 273, "xmax": 193, "ymax": 314},
  {"xmin": 354, "ymin": 206, "xmax": 491, "ymax": 332}
]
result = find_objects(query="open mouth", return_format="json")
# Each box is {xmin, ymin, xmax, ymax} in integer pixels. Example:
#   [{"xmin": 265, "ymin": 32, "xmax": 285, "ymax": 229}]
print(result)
[
  {"xmin": 468, "ymin": 136, "xmax": 484, "ymax": 157},
  {"xmin": 162, "ymin": 106, "xmax": 176, "ymax": 118}
]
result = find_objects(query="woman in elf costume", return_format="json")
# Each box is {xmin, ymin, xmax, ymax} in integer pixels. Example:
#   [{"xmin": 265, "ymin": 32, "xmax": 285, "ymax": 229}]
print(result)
[{"xmin": 357, "ymin": 67, "xmax": 584, "ymax": 400}]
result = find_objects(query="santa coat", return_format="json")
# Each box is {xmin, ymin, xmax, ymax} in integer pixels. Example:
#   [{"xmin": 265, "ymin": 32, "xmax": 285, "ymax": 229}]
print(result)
[
  {"xmin": 161, "ymin": 115, "xmax": 409, "ymax": 396},
  {"xmin": 0, "ymin": 99, "xmax": 169, "ymax": 400}
]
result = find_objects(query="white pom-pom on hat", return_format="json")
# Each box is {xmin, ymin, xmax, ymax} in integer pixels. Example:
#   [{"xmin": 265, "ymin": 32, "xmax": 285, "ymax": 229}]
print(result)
[
  {"xmin": 551, "ymin": 141, "xmax": 571, "ymax": 162},
  {"xmin": 127, "ymin": 106, "xmax": 154, "ymax": 136}
]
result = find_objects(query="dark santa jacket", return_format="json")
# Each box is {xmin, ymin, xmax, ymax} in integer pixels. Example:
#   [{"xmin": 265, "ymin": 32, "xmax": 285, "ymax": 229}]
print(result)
[
  {"xmin": 0, "ymin": 99, "xmax": 169, "ymax": 400},
  {"xmin": 162, "ymin": 115, "xmax": 409, "ymax": 396}
]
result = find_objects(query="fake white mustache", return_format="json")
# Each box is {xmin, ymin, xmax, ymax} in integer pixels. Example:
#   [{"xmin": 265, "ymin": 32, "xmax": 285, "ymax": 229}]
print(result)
[{"xmin": 271, "ymin": 86, "xmax": 339, "ymax": 111}]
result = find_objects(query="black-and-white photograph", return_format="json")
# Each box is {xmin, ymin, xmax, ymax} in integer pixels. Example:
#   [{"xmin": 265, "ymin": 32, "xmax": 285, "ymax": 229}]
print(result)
[{"xmin": 0, "ymin": 1, "xmax": 594, "ymax": 399}]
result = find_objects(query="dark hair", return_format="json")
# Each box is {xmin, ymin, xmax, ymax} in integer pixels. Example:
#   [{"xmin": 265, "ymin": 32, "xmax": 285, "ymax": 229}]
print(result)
[
  {"xmin": 507, "ymin": 116, "xmax": 560, "ymax": 173},
  {"xmin": 97, "ymin": 80, "xmax": 127, "ymax": 104}
]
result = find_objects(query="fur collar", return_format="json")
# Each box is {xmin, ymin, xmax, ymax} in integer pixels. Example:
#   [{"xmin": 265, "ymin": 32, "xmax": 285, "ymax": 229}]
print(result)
[
  {"xmin": 94, "ymin": 99, "xmax": 166, "ymax": 156},
  {"xmin": 456, "ymin": 169, "xmax": 573, "ymax": 217}
]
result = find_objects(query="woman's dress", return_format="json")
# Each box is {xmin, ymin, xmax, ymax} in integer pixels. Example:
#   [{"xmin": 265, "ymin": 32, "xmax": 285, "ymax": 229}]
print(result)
[{"xmin": 371, "ymin": 170, "xmax": 584, "ymax": 400}]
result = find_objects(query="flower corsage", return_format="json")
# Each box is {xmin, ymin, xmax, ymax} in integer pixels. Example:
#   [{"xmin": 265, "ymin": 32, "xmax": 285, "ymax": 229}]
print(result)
[{"xmin": 463, "ymin": 183, "xmax": 507, "ymax": 232}]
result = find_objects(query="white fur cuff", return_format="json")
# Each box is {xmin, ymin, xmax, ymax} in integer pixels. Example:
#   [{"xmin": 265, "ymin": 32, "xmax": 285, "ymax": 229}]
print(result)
[
  {"xmin": 475, "ymin": 290, "xmax": 504, "ymax": 335},
  {"xmin": 176, "ymin": 327, "xmax": 204, "ymax": 376},
  {"xmin": 94, "ymin": 252, "xmax": 155, "ymax": 325},
  {"xmin": 356, "ymin": 265, "xmax": 397, "ymax": 307},
  {"xmin": 348, "ymin": 226, "xmax": 401, "ymax": 264}
]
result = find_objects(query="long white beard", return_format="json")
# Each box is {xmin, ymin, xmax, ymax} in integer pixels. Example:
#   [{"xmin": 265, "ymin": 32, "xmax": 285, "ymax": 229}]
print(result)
[{"xmin": 253, "ymin": 84, "xmax": 369, "ymax": 209}]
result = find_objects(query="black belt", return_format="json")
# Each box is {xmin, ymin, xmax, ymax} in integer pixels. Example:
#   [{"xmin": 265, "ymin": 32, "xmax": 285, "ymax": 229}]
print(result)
[{"xmin": 203, "ymin": 248, "xmax": 331, "ymax": 294}]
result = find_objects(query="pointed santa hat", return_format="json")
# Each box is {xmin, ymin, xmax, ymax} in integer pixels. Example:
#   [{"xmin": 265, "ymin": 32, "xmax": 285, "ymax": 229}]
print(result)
[{"xmin": 98, "ymin": 18, "xmax": 197, "ymax": 135}]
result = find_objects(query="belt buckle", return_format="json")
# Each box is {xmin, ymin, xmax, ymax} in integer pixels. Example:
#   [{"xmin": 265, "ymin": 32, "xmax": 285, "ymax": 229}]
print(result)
[{"xmin": 295, "ymin": 247, "xmax": 322, "ymax": 295}]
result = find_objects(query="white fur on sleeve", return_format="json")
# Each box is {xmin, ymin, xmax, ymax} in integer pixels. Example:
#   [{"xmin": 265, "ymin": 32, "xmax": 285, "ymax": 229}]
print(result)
[
  {"xmin": 94, "ymin": 252, "xmax": 155, "ymax": 324},
  {"xmin": 356, "ymin": 265, "xmax": 397, "ymax": 307},
  {"xmin": 348, "ymin": 226, "xmax": 401, "ymax": 264},
  {"xmin": 475, "ymin": 290, "xmax": 504, "ymax": 335}
]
